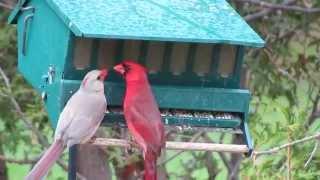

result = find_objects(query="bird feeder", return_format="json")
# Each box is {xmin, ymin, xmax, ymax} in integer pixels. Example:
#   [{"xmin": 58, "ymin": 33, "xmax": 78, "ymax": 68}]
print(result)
[{"xmin": 9, "ymin": 0, "xmax": 264, "ymax": 179}]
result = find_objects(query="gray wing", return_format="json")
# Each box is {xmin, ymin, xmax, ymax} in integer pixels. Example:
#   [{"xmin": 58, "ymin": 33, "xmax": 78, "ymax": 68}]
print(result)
[
  {"xmin": 54, "ymin": 90, "xmax": 107, "ymax": 146},
  {"xmin": 54, "ymin": 91, "xmax": 80, "ymax": 141},
  {"xmin": 66, "ymin": 99, "xmax": 106, "ymax": 146}
]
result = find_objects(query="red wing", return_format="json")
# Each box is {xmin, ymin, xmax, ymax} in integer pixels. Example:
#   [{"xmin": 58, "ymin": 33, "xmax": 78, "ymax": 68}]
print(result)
[{"xmin": 125, "ymin": 91, "xmax": 165, "ymax": 154}]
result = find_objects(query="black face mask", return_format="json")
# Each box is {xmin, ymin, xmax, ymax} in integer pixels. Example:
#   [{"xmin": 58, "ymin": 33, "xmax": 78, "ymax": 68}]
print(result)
[{"xmin": 122, "ymin": 63, "xmax": 131, "ymax": 77}]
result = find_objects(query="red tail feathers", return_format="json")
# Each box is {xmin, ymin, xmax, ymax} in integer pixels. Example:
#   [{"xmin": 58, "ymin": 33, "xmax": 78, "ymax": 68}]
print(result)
[
  {"xmin": 144, "ymin": 151, "xmax": 157, "ymax": 180},
  {"xmin": 25, "ymin": 140, "xmax": 64, "ymax": 180}
]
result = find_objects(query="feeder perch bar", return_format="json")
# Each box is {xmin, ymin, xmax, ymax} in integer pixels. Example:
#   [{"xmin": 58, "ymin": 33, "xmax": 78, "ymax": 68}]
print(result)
[{"xmin": 86, "ymin": 138, "xmax": 249, "ymax": 153}]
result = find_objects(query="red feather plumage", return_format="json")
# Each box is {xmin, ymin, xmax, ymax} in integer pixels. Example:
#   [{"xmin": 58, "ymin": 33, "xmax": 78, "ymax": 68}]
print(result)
[{"xmin": 115, "ymin": 61, "xmax": 165, "ymax": 180}]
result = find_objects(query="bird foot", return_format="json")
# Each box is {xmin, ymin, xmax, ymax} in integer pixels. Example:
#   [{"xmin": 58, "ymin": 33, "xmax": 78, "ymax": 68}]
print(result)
[
  {"xmin": 88, "ymin": 136, "xmax": 97, "ymax": 144},
  {"xmin": 125, "ymin": 144, "xmax": 135, "ymax": 155},
  {"xmin": 124, "ymin": 139, "xmax": 137, "ymax": 155}
]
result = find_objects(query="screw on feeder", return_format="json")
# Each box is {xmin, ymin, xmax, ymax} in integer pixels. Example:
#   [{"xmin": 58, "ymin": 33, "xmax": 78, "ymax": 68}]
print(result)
[
  {"xmin": 41, "ymin": 75, "xmax": 49, "ymax": 84},
  {"xmin": 41, "ymin": 91, "xmax": 47, "ymax": 101},
  {"xmin": 47, "ymin": 66, "xmax": 55, "ymax": 84}
]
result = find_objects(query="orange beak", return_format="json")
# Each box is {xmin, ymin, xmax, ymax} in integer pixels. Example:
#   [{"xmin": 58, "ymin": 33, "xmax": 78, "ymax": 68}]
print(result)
[
  {"xmin": 113, "ymin": 64, "xmax": 126, "ymax": 75},
  {"xmin": 99, "ymin": 69, "xmax": 108, "ymax": 81}
]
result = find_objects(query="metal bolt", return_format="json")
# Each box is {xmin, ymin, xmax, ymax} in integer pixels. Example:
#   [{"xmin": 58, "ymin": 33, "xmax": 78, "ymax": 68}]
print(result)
[
  {"xmin": 41, "ymin": 91, "xmax": 47, "ymax": 101},
  {"xmin": 41, "ymin": 75, "xmax": 49, "ymax": 84},
  {"xmin": 48, "ymin": 66, "xmax": 55, "ymax": 84}
]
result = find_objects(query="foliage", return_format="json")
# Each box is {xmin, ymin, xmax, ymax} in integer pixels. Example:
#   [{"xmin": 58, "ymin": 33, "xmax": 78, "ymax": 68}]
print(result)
[
  {"xmin": 0, "ymin": 9, "xmax": 64, "ymax": 179},
  {"xmin": 237, "ymin": 1, "xmax": 320, "ymax": 179}
]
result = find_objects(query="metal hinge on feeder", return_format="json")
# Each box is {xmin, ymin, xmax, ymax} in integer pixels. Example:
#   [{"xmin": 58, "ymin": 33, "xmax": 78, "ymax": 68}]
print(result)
[
  {"xmin": 21, "ymin": 6, "xmax": 35, "ymax": 56},
  {"xmin": 40, "ymin": 65, "xmax": 55, "ymax": 101}
]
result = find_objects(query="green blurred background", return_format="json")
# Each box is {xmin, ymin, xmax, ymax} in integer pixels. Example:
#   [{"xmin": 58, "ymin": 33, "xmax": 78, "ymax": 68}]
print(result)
[{"xmin": 1, "ymin": 0, "xmax": 320, "ymax": 179}]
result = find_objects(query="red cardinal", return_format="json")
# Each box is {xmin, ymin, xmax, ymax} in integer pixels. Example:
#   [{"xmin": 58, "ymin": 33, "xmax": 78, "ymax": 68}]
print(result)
[{"xmin": 114, "ymin": 61, "xmax": 165, "ymax": 180}]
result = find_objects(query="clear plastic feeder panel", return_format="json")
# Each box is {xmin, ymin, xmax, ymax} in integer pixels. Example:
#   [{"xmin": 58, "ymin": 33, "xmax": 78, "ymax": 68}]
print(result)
[
  {"xmin": 193, "ymin": 44, "xmax": 213, "ymax": 77},
  {"xmin": 98, "ymin": 39, "xmax": 118, "ymax": 69},
  {"xmin": 218, "ymin": 45, "xmax": 236, "ymax": 78},
  {"xmin": 123, "ymin": 40, "xmax": 141, "ymax": 61},
  {"xmin": 72, "ymin": 39, "xmax": 239, "ymax": 82},
  {"xmin": 170, "ymin": 43, "xmax": 189, "ymax": 75},
  {"xmin": 73, "ymin": 38, "xmax": 92, "ymax": 70},
  {"xmin": 146, "ymin": 41, "xmax": 165, "ymax": 74}
]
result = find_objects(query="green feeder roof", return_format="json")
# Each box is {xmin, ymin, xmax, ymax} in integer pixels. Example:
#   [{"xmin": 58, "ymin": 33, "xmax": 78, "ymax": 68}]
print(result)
[{"xmin": 9, "ymin": 0, "xmax": 265, "ymax": 47}]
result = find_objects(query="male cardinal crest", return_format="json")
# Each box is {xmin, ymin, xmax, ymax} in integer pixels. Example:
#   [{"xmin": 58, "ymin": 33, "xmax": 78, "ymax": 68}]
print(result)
[
  {"xmin": 114, "ymin": 61, "xmax": 165, "ymax": 180},
  {"xmin": 25, "ymin": 69, "xmax": 108, "ymax": 180}
]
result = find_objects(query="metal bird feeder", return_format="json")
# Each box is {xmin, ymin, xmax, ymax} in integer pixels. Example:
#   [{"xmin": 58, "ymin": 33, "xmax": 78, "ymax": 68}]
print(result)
[{"xmin": 9, "ymin": 0, "xmax": 264, "ymax": 179}]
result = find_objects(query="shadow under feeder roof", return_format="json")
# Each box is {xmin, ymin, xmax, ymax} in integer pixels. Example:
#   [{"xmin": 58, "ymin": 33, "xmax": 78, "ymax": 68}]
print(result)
[{"xmin": 9, "ymin": 0, "xmax": 265, "ymax": 171}]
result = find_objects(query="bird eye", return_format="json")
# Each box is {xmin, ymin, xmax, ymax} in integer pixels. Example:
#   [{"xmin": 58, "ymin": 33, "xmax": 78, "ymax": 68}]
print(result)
[
  {"xmin": 123, "ymin": 64, "xmax": 130, "ymax": 72},
  {"xmin": 97, "ymin": 76, "xmax": 101, "ymax": 80}
]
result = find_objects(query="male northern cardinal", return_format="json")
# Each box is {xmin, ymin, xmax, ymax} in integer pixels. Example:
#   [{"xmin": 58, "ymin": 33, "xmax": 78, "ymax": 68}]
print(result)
[
  {"xmin": 25, "ymin": 69, "xmax": 108, "ymax": 180},
  {"xmin": 114, "ymin": 61, "xmax": 165, "ymax": 180}
]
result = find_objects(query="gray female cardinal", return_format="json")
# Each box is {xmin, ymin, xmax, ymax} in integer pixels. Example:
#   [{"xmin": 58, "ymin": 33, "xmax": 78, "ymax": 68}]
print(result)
[{"xmin": 25, "ymin": 69, "xmax": 108, "ymax": 180}]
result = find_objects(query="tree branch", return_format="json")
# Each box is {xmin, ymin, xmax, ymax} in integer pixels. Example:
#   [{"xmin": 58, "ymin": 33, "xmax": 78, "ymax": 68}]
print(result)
[
  {"xmin": 228, "ymin": 157, "xmax": 242, "ymax": 180},
  {"xmin": 156, "ymin": 132, "xmax": 204, "ymax": 167},
  {"xmin": 0, "ymin": 155, "xmax": 38, "ymax": 165},
  {"xmin": 306, "ymin": 90, "xmax": 320, "ymax": 127},
  {"xmin": 228, "ymin": 136, "xmax": 243, "ymax": 180},
  {"xmin": 235, "ymin": 0, "xmax": 320, "ymax": 13},
  {"xmin": 254, "ymin": 132, "xmax": 320, "ymax": 156},
  {"xmin": 0, "ymin": 66, "xmax": 49, "ymax": 147},
  {"xmin": 204, "ymin": 152, "xmax": 219, "ymax": 179},
  {"xmin": 304, "ymin": 140, "xmax": 319, "ymax": 168},
  {"xmin": 243, "ymin": 0, "xmax": 297, "ymax": 21},
  {"xmin": 0, "ymin": 66, "xmax": 68, "ymax": 172},
  {"xmin": 0, "ymin": 2, "xmax": 13, "ymax": 10},
  {"xmin": 202, "ymin": 133, "xmax": 232, "ymax": 172}
]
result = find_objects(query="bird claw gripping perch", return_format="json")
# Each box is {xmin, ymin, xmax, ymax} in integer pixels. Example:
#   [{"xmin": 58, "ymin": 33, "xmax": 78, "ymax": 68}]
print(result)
[
  {"xmin": 124, "ymin": 137, "xmax": 135, "ymax": 155},
  {"xmin": 88, "ymin": 135, "xmax": 98, "ymax": 144}
]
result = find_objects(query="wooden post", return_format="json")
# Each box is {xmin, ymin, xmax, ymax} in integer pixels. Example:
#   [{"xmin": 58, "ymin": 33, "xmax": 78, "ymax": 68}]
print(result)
[
  {"xmin": 76, "ymin": 144, "xmax": 111, "ymax": 180},
  {"xmin": 69, "ymin": 130, "xmax": 112, "ymax": 180}
]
